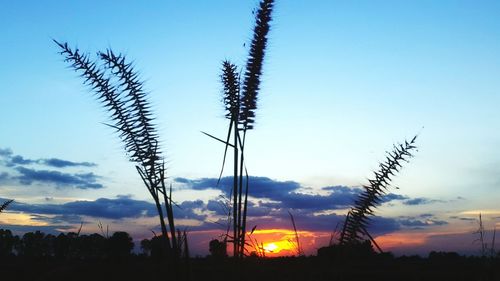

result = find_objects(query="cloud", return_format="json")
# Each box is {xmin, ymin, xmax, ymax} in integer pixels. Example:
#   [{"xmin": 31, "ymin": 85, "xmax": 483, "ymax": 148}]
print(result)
[
  {"xmin": 403, "ymin": 197, "xmax": 443, "ymax": 206},
  {"xmin": 172, "ymin": 176, "xmax": 447, "ymax": 235},
  {"xmin": 175, "ymin": 176, "xmax": 300, "ymax": 198},
  {"xmin": 30, "ymin": 214, "xmax": 84, "ymax": 224},
  {"xmin": 239, "ymin": 208, "xmax": 401, "ymax": 235},
  {"xmin": 14, "ymin": 166, "xmax": 103, "ymax": 189},
  {"xmin": 206, "ymin": 199, "xmax": 227, "ymax": 216},
  {"xmin": 0, "ymin": 148, "xmax": 102, "ymax": 189},
  {"xmin": 39, "ymin": 158, "xmax": 97, "ymax": 168},
  {"xmin": 420, "ymin": 213, "xmax": 434, "ymax": 218},
  {"xmin": 175, "ymin": 177, "xmax": 407, "ymax": 212},
  {"xmin": 0, "ymin": 147, "xmax": 97, "ymax": 168},
  {"xmin": 0, "ymin": 148, "xmax": 13, "ymax": 157},
  {"xmin": 172, "ymin": 175, "xmax": 448, "ymax": 235},
  {"xmin": 5, "ymin": 196, "xmax": 158, "ymax": 220},
  {"xmin": 398, "ymin": 218, "xmax": 448, "ymax": 228},
  {"xmin": 0, "ymin": 224, "xmax": 73, "ymax": 235},
  {"xmin": 449, "ymin": 216, "xmax": 476, "ymax": 221},
  {"xmin": 1, "ymin": 171, "xmax": 451, "ymax": 247},
  {"xmin": 10, "ymin": 155, "xmax": 35, "ymax": 165},
  {"xmin": 0, "ymin": 172, "xmax": 9, "ymax": 182},
  {"xmin": 381, "ymin": 193, "xmax": 409, "ymax": 202},
  {"xmin": 176, "ymin": 200, "xmax": 209, "ymax": 220}
]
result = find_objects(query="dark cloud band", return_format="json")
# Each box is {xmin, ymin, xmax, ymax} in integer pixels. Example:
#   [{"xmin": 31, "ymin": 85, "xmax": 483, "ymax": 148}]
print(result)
[{"xmin": 0, "ymin": 148, "xmax": 102, "ymax": 189}]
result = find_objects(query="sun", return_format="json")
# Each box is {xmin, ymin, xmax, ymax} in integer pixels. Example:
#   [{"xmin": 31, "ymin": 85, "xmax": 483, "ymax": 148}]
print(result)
[{"xmin": 263, "ymin": 242, "xmax": 279, "ymax": 253}]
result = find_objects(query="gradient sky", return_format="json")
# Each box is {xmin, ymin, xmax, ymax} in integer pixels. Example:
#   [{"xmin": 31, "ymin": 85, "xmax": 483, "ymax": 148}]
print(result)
[{"xmin": 1, "ymin": 0, "xmax": 500, "ymax": 256}]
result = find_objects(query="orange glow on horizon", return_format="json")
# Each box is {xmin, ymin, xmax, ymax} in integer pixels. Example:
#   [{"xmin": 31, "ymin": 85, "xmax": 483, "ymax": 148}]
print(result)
[
  {"xmin": 374, "ymin": 232, "xmax": 427, "ymax": 249},
  {"xmin": 244, "ymin": 228, "xmax": 317, "ymax": 257},
  {"xmin": 374, "ymin": 228, "xmax": 474, "ymax": 250},
  {"xmin": 0, "ymin": 212, "xmax": 49, "ymax": 227},
  {"xmin": 249, "ymin": 228, "xmax": 311, "ymax": 235}
]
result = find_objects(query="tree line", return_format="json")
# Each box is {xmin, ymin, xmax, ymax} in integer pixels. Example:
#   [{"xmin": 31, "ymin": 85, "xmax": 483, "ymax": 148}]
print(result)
[{"xmin": 0, "ymin": 229, "xmax": 135, "ymax": 259}]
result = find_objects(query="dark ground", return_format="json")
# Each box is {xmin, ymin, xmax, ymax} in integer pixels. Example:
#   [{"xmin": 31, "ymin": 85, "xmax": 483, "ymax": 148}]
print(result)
[{"xmin": 1, "ymin": 255, "xmax": 499, "ymax": 281}]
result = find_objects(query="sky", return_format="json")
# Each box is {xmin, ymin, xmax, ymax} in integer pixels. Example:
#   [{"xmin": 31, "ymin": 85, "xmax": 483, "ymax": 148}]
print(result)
[{"xmin": 1, "ymin": 0, "xmax": 500, "ymax": 256}]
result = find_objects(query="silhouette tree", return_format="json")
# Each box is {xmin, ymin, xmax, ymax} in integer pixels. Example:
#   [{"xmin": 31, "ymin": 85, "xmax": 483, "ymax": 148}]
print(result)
[
  {"xmin": 79, "ymin": 233, "xmax": 107, "ymax": 259},
  {"xmin": 150, "ymin": 235, "xmax": 167, "ymax": 259},
  {"xmin": 140, "ymin": 238, "xmax": 152, "ymax": 256},
  {"xmin": 107, "ymin": 231, "xmax": 134, "ymax": 259},
  {"xmin": 209, "ymin": 239, "xmax": 227, "ymax": 258},
  {"xmin": 16, "ymin": 231, "xmax": 48, "ymax": 258},
  {"xmin": 0, "ymin": 229, "xmax": 18, "ymax": 258},
  {"xmin": 54, "ymin": 233, "xmax": 70, "ymax": 259}
]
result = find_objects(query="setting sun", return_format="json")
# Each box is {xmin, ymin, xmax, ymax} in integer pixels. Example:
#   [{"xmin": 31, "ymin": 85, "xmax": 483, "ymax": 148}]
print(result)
[
  {"xmin": 259, "ymin": 239, "xmax": 298, "ymax": 256},
  {"xmin": 263, "ymin": 243, "xmax": 279, "ymax": 253}
]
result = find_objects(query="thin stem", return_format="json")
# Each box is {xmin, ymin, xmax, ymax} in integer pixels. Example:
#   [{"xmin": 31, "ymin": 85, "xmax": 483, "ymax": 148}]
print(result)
[
  {"xmin": 238, "ymin": 131, "xmax": 248, "ymax": 257},
  {"xmin": 233, "ymin": 118, "xmax": 239, "ymax": 257}
]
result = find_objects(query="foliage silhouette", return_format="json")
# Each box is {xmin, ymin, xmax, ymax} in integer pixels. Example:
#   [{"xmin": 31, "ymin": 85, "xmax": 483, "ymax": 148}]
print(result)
[
  {"xmin": 340, "ymin": 136, "xmax": 418, "ymax": 245},
  {"xmin": 108, "ymin": 231, "xmax": 134, "ymax": 259},
  {"xmin": 0, "ymin": 229, "xmax": 18, "ymax": 258},
  {"xmin": 209, "ymin": 239, "xmax": 228, "ymax": 258},
  {"xmin": 474, "ymin": 213, "xmax": 497, "ymax": 257},
  {"xmin": 0, "ymin": 229, "xmax": 499, "ymax": 280},
  {"xmin": 205, "ymin": 0, "xmax": 275, "ymax": 258},
  {"xmin": 317, "ymin": 240, "xmax": 375, "ymax": 260},
  {"xmin": 0, "ymin": 229, "xmax": 138, "ymax": 259},
  {"xmin": 0, "ymin": 199, "xmax": 13, "ymax": 214},
  {"xmin": 288, "ymin": 211, "xmax": 304, "ymax": 256},
  {"xmin": 54, "ymin": 41, "xmax": 179, "ymax": 260}
]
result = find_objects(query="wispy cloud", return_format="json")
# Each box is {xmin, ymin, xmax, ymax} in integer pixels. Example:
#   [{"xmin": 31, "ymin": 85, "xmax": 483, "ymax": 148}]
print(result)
[
  {"xmin": 403, "ymin": 197, "xmax": 444, "ymax": 206},
  {"xmin": 40, "ymin": 158, "xmax": 96, "ymax": 168},
  {"xmin": 399, "ymin": 218, "xmax": 448, "ymax": 228}
]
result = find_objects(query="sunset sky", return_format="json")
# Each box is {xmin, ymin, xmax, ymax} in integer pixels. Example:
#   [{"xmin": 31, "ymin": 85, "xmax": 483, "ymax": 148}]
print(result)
[{"xmin": 1, "ymin": 0, "xmax": 500, "ymax": 256}]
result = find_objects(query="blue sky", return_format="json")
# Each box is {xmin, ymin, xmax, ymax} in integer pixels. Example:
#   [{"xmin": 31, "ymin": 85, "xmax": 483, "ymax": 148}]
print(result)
[{"xmin": 1, "ymin": 0, "xmax": 500, "ymax": 255}]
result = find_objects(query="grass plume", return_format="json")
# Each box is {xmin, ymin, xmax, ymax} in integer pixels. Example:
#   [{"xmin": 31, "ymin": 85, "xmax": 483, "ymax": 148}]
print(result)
[
  {"xmin": 0, "ymin": 199, "xmax": 13, "ymax": 213},
  {"xmin": 340, "ymin": 135, "xmax": 418, "ymax": 244},
  {"xmin": 240, "ymin": 0, "xmax": 274, "ymax": 131},
  {"xmin": 288, "ymin": 210, "xmax": 304, "ymax": 256},
  {"xmin": 55, "ymin": 41, "xmax": 179, "ymax": 259},
  {"xmin": 205, "ymin": 0, "xmax": 275, "ymax": 258}
]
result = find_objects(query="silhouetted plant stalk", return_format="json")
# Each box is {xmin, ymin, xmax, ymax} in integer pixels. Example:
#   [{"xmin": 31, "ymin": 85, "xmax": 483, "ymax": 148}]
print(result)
[
  {"xmin": 475, "ymin": 213, "xmax": 487, "ymax": 256},
  {"xmin": 55, "ymin": 41, "xmax": 179, "ymax": 260},
  {"xmin": 0, "ymin": 199, "xmax": 13, "ymax": 213},
  {"xmin": 203, "ymin": 0, "xmax": 274, "ymax": 258},
  {"xmin": 288, "ymin": 211, "xmax": 304, "ymax": 256},
  {"xmin": 474, "ymin": 213, "xmax": 497, "ymax": 257},
  {"xmin": 340, "ymin": 136, "xmax": 418, "ymax": 245},
  {"xmin": 246, "ymin": 226, "xmax": 266, "ymax": 257}
]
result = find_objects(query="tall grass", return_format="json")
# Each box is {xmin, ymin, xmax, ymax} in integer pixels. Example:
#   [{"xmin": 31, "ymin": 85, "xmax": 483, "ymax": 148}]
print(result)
[
  {"xmin": 55, "ymin": 42, "xmax": 179, "ymax": 260},
  {"xmin": 474, "ymin": 213, "xmax": 498, "ymax": 257},
  {"xmin": 340, "ymin": 136, "xmax": 418, "ymax": 245},
  {"xmin": 0, "ymin": 199, "xmax": 13, "ymax": 214},
  {"xmin": 288, "ymin": 211, "xmax": 304, "ymax": 256},
  {"xmin": 204, "ymin": 0, "xmax": 274, "ymax": 258}
]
